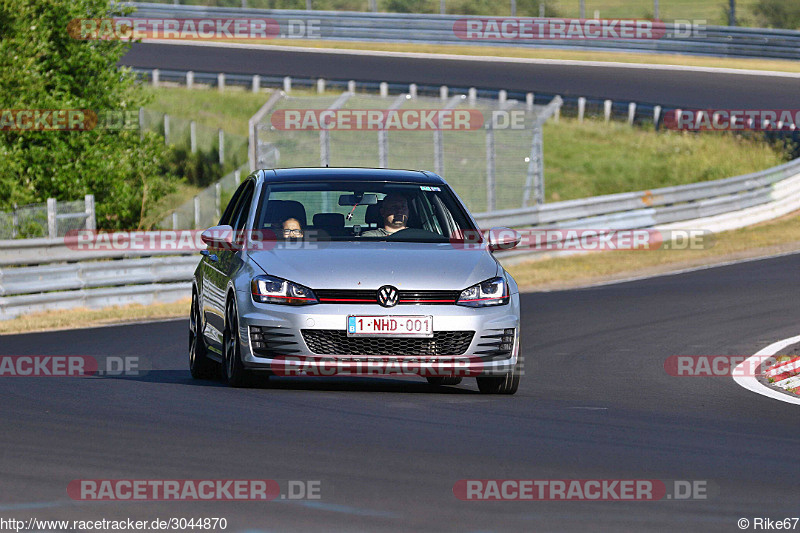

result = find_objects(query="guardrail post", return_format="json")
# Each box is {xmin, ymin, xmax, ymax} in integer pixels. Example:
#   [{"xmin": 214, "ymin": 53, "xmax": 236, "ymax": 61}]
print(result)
[
  {"xmin": 163, "ymin": 113, "xmax": 170, "ymax": 145},
  {"xmin": 604, "ymin": 99, "xmax": 612, "ymax": 123},
  {"xmin": 252, "ymin": 75, "xmax": 260, "ymax": 93},
  {"xmin": 283, "ymin": 76, "xmax": 292, "ymax": 93},
  {"xmin": 11, "ymin": 205, "xmax": 18, "ymax": 239},
  {"xmin": 172, "ymin": 212, "xmax": 178, "ymax": 231},
  {"xmin": 217, "ymin": 72, "xmax": 225, "ymax": 92},
  {"xmin": 380, "ymin": 82, "xmax": 388, "ymax": 97},
  {"xmin": 511, "ymin": 0, "xmax": 517, "ymax": 16},
  {"xmin": 409, "ymin": 84, "xmax": 417, "ymax": 99},
  {"xmin": 152, "ymin": 69, "xmax": 159, "ymax": 88},
  {"xmin": 215, "ymin": 183, "xmax": 222, "ymax": 220},
  {"xmin": 234, "ymin": 169, "xmax": 241, "ymax": 185},
  {"xmin": 498, "ymin": 90, "xmax": 507, "ymax": 106},
  {"xmin": 317, "ymin": 78, "xmax": 325, "ymax": 94},
  {"xmin": 190, "ymin": 121, "xmax": 197, "ymax": 154},
  {"xmin": 554, "ymin": 98, "xmax": 561, "ymax": 123},
  {"xmin": 468, "ymin": 87, "xmax": 477, "ymax": 106},
  {"xmin": 486, "ymin": 124, "xmax": 495, "ymax": 212},
  {"xmin": 306, "ymin": 0, "xmax": 312, "ymax": 9},
  {"xmin": 348, "ymin": 80, "xmax": 356, "ymax": 93},
  {"xmin": 193, "ymin": 196, "xmax": 200, "ymax": 229},
  {"xmin": 653, "ymin": 105, "xmax": 662, "ymax": 129},
  {"xmin": 440, "ymin": 0, "xmax": 445, "ymax": 14},
  {"xmin": 539, "ymin": 2, "xmax": 545, "ymax": 16},
  {"xmin": 186, "ymin": 70, "xmax": 194, "ymax": 89},
  {"xmin": 84, "ymin": 194, "xmax": 96, "ymax": 230},
  {"xmin": 578, "ymin": 97, "xmax": 586, "ymax": 123},
  {"xmin": 47, "ymin": 198, "xmax": 57, "ymax": 239},
  {"xmin": 627, "ymin": 102, "xmax": 636, "ymax": 125},
  {"xmin": 218, "ymin": 129, "xmax": 225, "ymax": 164},
  {"xmin": 369, "ymin": 0, "xmax": 377, "ymax": 12},
  {"xmin": 526, "ymin": 93, "xmax": 534, "ymax": 110},
  {"xmin": 440, "ymin": 86, "xmax": 448, "ymax": 101}
]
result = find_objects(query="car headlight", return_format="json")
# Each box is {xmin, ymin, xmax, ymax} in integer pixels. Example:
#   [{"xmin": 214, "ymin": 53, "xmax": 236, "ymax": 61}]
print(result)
[
  {"xmin": 456, "ymin": 277, "xmax": 509, "ymax": 307},
  {"xmin": 251, "ymin": 275, "xmax": 318, "ymax": 305}
]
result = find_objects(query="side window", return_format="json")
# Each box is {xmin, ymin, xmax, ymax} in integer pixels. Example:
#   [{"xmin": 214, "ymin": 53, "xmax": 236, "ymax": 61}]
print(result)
[
  {"xmin": 220, "ymin": 180, "xmax": 250, "ymax": 226},
  {"xmin": 232, "ymin": 182, "xmax": 255, "ymax": 230}
]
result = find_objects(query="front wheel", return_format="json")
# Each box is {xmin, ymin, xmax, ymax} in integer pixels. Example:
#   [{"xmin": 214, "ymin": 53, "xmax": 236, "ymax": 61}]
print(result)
[
  {"xmin": 189, "ymin": 291, "xmax": 215, "ymax": 379},
  {"xmin": 222, "ymin": 299, "xmax": 253, "ymax": 388},
  {"xmin": 476, "ymin": 356, "xmax": 521, "ymax": 395}
]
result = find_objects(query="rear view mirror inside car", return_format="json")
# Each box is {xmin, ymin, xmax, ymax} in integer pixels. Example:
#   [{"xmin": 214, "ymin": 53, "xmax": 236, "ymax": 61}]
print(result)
[{"xmin": 338, "ymin": 193, "xmax": 378, "ymax": 206}]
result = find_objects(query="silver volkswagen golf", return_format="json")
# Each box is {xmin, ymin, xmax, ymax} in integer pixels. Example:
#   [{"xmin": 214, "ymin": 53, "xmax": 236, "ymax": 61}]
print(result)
[{"xmin": 189, "ymin": 168, "xmax": 522, "ymax": 394}]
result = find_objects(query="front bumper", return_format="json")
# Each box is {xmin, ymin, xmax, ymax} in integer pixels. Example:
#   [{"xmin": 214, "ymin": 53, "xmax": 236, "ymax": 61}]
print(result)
[{"xmin": 235, "ymin": 291, "xmax": 521, "ymax": 377}]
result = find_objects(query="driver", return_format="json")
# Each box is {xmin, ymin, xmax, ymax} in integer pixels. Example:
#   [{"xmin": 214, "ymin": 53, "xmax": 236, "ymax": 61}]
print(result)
[{"xmin": 361, "ymin": 193, "xmax": 409, "ymax": 237}]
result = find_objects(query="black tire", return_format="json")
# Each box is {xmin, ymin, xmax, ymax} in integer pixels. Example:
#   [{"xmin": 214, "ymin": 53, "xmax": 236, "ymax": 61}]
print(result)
[
  {"xmin": 476, "ymin": 356, "xmax": 521, "ymax": 395},
  {"xmin": 189, "ymin": 291, "xmax": 215, "ymax": 379},
  {"xmin": 426, "ymin": 376, "xmax": 463, "ymax": 386},
  {"xmin": 222, "ymin": 299, "xmax": 253, "ymax": 388}
]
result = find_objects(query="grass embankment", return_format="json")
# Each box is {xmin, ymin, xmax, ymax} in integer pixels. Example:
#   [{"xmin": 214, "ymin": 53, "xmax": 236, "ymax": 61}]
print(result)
[
  {"xmin": 0, "ymin": 299, "xmax": 191, "ymax": 336},
  {"xmin": 145, "ymin": 87, "xmax": 785, "ymax": 211}
]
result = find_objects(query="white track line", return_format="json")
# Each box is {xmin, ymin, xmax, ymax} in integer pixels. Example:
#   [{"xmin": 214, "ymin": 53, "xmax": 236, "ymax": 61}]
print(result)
[
  {"xmin": 733, "ymin": 334, "xmax": 800, "ymax": 406},
  {"xmin": 140, "ymin": 39, "xmax": 800, "ymax": 78}
]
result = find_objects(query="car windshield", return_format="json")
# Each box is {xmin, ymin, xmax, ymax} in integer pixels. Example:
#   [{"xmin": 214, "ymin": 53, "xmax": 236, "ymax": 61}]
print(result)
[{"xmin": 255, "ymin": 180, "xmax": 476, "ymax": 243}]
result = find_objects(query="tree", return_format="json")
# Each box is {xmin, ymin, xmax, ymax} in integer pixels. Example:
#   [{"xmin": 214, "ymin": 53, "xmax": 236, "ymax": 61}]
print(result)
[{"xmin": 0, "ymin": 0, "xmax": 177, "ymax": 229}]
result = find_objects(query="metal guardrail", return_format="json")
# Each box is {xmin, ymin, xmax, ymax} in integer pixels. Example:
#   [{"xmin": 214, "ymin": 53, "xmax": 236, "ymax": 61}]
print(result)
[
  {"xmin": 474, "ymin": 158, "xmax": 800, "ymax": 228},
  {"xmin": 2, "ymin": 156, "xmax": 800, "ymax": 319},
  {"xmin": 127, "ymin": 2, "xmax": 800, "ymax": 60}
]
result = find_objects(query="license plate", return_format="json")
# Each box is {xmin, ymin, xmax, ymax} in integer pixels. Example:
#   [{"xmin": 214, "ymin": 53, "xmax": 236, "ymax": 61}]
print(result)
[{"xmin": 347, "ymin": 316, "xmax": 433, "ymax": 337}]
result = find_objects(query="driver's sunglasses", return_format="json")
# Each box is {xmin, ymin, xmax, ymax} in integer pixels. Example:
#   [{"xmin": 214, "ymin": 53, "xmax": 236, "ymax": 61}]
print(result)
[{"xmin": 283, "ymin": 229, "xmax": 303, "ymax": 236}]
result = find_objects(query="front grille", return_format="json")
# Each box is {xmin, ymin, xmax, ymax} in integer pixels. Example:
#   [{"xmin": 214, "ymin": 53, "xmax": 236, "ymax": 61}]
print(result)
[
  {"xmin": 301, "ymin": 329, "xmax": 474, "ymax": 356},
  {"xmin": 249, "ymin": 326, "xmax": 302, "ymax": 358},
  {"xmin": 314, "ymin": 289, "xmax": 460, "ymax": 305},
  {"xmin": 474, "ymin": 328, "xmax": 516, "ymax": 360}
]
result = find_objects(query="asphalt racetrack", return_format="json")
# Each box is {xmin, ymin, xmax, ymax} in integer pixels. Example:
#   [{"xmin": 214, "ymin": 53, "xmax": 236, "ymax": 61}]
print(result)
[
  {"xmin": 120, "ymin": 42, "xmax": 800, "ymax": 109},
  {"xmin": 2, "ymin": 253, "xmax": 799, "ymax": 532}
]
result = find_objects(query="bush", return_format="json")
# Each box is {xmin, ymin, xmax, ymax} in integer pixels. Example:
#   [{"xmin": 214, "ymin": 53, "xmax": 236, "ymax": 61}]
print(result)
[{"xmin": 0, "ymin": 0, "xmax": 179, "ymax": 230}]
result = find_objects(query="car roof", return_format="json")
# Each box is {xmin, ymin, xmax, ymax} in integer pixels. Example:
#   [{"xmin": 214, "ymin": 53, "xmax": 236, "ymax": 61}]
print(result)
[{"xmin": 261, "ymin": 167, "xmax": 446, "ymax": 185}]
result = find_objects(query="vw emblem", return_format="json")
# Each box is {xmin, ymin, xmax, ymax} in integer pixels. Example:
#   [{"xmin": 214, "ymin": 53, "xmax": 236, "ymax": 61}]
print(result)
[{"xmin": 377, "ymin": 285, "xmax": 399, "ymax": 307}]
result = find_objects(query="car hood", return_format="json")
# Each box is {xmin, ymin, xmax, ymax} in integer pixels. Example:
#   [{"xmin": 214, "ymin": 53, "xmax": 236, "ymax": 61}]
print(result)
[{"xmin": 248, "ymin": 241, "xmax": 498, "ymax": 291}]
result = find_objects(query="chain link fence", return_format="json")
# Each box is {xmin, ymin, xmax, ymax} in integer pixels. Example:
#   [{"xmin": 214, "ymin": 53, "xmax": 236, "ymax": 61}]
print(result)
[{"xmin": 254, "ymin": 91, "xmax": 561, "ymax": 214}]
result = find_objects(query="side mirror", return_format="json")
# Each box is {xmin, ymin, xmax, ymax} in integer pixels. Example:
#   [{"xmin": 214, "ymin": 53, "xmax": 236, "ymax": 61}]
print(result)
[
  {"xmin": 201, "ymin": 225, "xmax": 237, "ymax": 250},
  {"xmin": 487, "ymin": 227, "xmax": 521, "ymax": 252}
]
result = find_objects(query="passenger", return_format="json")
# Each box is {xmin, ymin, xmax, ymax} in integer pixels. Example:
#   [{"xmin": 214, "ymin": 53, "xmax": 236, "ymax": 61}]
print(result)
[{"xmin": 281, "ymin": 217, "xmax": 304, "ymax": 239}]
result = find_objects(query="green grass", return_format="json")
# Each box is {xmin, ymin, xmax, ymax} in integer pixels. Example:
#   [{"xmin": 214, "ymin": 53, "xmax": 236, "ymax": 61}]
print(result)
[
  {"xmin": 143, "ymin": 0, "xmax": 764, "ymax": 26},
  {"xmin": 142, "ymin": 86, "xmax": 271, "ymax": 137},
  {"xmin": 146, "ymin": 86, "xmax": 786, "ymax": 213},
  {"xmin": 548, "ymin": 0, "xmax": 760, "ymax": 25}
]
